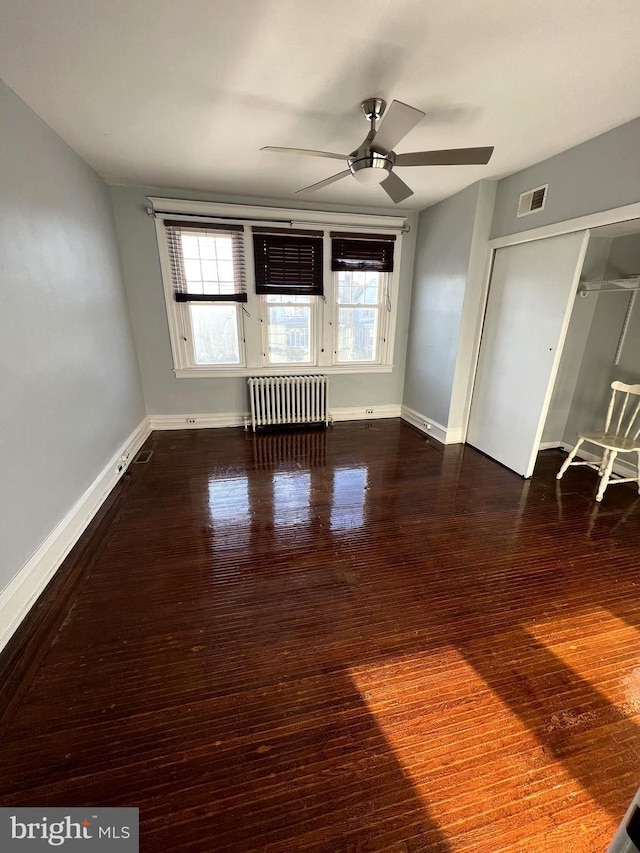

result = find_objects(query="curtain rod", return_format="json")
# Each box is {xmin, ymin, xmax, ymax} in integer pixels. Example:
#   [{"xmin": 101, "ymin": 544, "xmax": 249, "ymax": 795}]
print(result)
[
  {"xmin": 146, "ymin": 207, "xmax": 409, "ymax": 234},
  {"xmin": 147, "ymin": 208, "xmax": 293, "ymax": 226}
]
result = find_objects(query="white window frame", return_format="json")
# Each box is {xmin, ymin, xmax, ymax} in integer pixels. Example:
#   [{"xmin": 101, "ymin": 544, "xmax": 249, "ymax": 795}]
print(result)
[
  {"xmin": 152, "ymin": 200, "xmax": 405, "ymax": 378},
  {"xmin": 332, "ymin": 270, "xmax": 392, "ymax": 366},
  {"xmin": 260, "ymin": 294, "xmax": 319, "ymax": 368}
]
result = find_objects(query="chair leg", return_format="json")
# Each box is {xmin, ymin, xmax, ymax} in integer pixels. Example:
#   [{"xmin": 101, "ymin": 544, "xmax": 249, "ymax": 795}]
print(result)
[
  {"xmin": 557, "ymin": 438, "xmax": 585, "ymax": 480},
  {"xmin": 596, "ymin": 451, "xmax": 617, "ymax": 502},
  {"xmin": 637, "ymin": 451, "xmax": 640, "ymax": 495},
  {"xmin": 598, "ymin": 449, "xmax": 610, "ymax": 476}
]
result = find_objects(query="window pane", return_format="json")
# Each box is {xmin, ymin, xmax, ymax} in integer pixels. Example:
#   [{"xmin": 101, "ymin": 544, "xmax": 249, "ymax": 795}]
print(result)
[
  {"xmin": 181, "ymin": 233, "xmax": 236, "ymax": 296},
  {"xmin": 267, "ymin": 305, "xmax": 311, "ymax": 363},
  {"xmin": 337, "ymin": 270, "xmax": 381, "ymax": 305},
  {"xmin": 216, "ymin": 260, "xmax": 234, "ymax": 283},
  {"xmin": 337, "ymin": 307, "xmax": 378, "ymax": 362},
  {"xmin": 190, "ymin": 304, "xmax": 240, "ymax": 364},
  {"xmin": 184, "ymin": 259, "xmax": 204, "ymax": 291},
  {"xmin": 266, "ymin": 294, "xmax": 310, "ymax": 304}
]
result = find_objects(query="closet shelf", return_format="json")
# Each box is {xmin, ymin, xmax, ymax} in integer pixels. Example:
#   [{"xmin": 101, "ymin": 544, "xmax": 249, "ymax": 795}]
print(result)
[{"xmin": 579, "ymin": 275, "xmax": 640, "ymax": 295}]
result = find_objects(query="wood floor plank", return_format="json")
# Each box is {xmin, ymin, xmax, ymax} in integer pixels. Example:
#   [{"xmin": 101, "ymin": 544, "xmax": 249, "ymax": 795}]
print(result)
[{"xmin": 1, "ymin": 421, "xmax": 639, "ymax": 851}]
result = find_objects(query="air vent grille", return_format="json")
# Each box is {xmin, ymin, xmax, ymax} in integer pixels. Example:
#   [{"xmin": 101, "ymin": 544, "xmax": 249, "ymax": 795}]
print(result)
[{"xmin": 517, "ymin": 184, "xmax": 548, "ymax": 217}]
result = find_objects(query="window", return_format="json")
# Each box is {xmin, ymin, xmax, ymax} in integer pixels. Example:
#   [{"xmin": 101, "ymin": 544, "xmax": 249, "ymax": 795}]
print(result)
[
  {"xmin": 331, "ymin": 232, "xmax": 395, "ymax": 365},
  {"xmin": 163, "ymin": 220, "xmax": 246, "ymax": 366},
  {"xmin": 154, "ymin": 202, "xmax": 403, "ymax": 376},
  {"xmin": 335, "ymin": 270, "xmax": 385, "ymax": 363},
  {"xmin": 253, "ymin": 229, "xmax": 322, "ymax": 366}
]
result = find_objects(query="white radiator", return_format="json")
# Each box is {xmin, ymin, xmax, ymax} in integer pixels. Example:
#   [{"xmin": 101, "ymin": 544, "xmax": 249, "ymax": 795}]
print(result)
[{"xmin": 248, "ymin": 376, "xmax": 329, "ymax": 431}]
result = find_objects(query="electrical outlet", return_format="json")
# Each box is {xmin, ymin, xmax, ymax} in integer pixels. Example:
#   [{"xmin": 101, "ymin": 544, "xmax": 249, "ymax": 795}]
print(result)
[
  {"xmin": 365, "ymin": 408, "xmax": 374, "ymax": 415},
  {"xmin": 186, "ymin": 418, "xmax": 197, "ymax": 424}
]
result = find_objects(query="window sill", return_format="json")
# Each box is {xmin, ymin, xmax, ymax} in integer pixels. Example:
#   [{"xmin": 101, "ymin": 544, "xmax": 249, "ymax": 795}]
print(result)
[{"xmin": 174, "ymin": 364, "xmax": 394, "ymax": 379}]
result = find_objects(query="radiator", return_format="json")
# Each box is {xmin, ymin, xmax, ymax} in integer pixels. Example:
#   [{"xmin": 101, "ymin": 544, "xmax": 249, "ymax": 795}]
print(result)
[{"xmin": 248, "ymin": 376, "xmax": 329, "ymax": 431}]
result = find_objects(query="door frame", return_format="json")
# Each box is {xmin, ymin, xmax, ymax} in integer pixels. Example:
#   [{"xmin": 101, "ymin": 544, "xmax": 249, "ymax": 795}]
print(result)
[{"xmin": 459, "ymin": 199, "xmax": 640, "ymax": 445}]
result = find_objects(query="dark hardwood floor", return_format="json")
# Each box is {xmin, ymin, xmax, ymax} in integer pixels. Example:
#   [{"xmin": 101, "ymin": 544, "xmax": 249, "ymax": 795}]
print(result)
[{"xmin": 2, "ymin": 420, "xmax": 640, "ymax": 851}]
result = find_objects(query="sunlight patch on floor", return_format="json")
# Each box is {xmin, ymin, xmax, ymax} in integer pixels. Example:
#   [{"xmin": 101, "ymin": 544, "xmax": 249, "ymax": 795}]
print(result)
[
  {"xmin": 348, "ymin": 649, "xmax": 606, "ymax": 850},
  {"xmin": 525, "ymin": 607, "xmax": 640, "ymax": 717}
]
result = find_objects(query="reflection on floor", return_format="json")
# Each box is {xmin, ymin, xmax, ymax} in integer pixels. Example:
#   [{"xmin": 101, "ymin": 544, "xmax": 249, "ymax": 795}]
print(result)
[{"xmin": 1, "ymin": 423, "xmax": 640, "ymax": 852}]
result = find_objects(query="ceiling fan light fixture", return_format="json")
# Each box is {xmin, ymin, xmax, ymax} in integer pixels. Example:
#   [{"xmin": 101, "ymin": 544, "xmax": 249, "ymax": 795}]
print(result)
[
  {"xmin": 351, "ymin": 164, "xmax": 388, "ymax": 185},
  {"xmin": 348, "ymin": 149, "xmax": 394, "ymax": 185}
]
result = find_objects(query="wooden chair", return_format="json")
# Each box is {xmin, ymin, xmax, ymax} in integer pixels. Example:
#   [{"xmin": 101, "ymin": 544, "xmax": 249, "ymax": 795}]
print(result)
[{"xmin": 556, "ymin": 381, "xmax": 640, "ymax": 502}]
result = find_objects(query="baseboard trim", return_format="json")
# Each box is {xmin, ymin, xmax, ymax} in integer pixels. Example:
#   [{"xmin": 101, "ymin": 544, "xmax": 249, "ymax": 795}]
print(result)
[
  {"xmin": 400, "ymin": 405, "xmax": 462, "ymax": 445},
  {"xmin": 149, "ymin": 406, "xmax": 403, "ymax": 431},
  {"xmin": 446, "ymin": 426, "xmax": 464, "ymax": 444},
  {"xmin": 149, "ymin": 413, "xmax": 248, "ymax": 430},
  {"xmin": 330, "ymin": 405, "xmax": 401, "ymax": 422},
  {"xmin": 0, "ymin": 417, "xmax": 151, "ymax": 655},
  {"xmin": 539, "ymin": 441, "xmax": 564, "ymax": 451}
]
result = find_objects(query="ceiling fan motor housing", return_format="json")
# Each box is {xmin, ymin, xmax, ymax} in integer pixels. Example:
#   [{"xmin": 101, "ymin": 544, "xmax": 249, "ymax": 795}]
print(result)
[{"xmin": 348, "ymin": 146, "xmax": 395, "ymax": 183}]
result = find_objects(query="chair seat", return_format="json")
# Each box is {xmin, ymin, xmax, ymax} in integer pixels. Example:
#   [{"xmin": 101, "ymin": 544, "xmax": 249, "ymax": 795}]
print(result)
[{"xmin": 578, "ymin": 431, "xmax": 640, "ymax": 452}]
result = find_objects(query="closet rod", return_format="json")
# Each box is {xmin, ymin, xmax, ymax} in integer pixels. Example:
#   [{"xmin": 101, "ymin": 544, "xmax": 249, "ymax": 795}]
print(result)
[{"xmin": 614, "ymin": 290, "xmax": 637, "ymax": 365}]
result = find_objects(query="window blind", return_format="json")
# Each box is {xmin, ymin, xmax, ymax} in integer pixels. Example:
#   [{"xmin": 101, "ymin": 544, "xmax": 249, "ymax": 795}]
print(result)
[
  {"xmin": 330, "ymin": 232, "xmax": 396, "ymax": 273},
  {"xmin": 253, "ymin": 228, "xmax": 324, "ymax": 297},
  {"xmin": 164, "ymin": 219, "xmax": 247, "ymax": 302}
]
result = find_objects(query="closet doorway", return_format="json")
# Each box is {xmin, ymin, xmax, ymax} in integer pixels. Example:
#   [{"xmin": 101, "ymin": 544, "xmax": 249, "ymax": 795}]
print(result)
[{"xmin": 541, "ymin": 222, "xmax": 640, "ymax": 470}]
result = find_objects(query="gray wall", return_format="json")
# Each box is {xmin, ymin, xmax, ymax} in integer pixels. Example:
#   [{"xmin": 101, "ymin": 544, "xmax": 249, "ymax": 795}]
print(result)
[
  {"xmin": 563, "ymin": 234, "xmax": 640, "ymax": 445},
  {"xmin": 110, "ymin": 185, "xmax": 417, "ymax": 415},
  {"xmin": 0, "ymin": 80, "xmax": 145, "ymax": 591},
  {"xmin": 447, "ymin": 180, "xmax": 496, "ymax": 433},
  {"xmin": 402, "ymin": 181, "xmax": 485, "ymax": 428},
  {"xmin": 491, "ymin": 115, "xmax": 640, "ymax": 239}
]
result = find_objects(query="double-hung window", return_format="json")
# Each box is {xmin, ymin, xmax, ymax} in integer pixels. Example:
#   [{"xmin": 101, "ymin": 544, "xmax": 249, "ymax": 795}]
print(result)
[
  {"xmin": 164, "ymin": 220, "xmax": 247, "ymax": 366},
  {"xmin": 331, "ymin": 233, "xmax": 395, "ymax": 364},
  {"xmin": 253, "ymin": 229, "xmax": 323, "ymax": 367}
]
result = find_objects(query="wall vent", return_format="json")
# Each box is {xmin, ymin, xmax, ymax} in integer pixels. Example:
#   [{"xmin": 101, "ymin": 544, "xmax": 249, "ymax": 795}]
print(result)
[{"xmin": 517, "ymin": 184, "xmax": 548, "ymax": 217}]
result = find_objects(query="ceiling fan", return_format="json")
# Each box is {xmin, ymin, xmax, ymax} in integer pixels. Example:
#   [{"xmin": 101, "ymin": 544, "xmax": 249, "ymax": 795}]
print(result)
[{"xmin": 261, "ymin": 97, "xmax": 494, "ymax": 204}]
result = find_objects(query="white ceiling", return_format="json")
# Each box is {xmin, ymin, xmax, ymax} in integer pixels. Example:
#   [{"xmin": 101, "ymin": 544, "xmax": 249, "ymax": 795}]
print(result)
[{"xmin": 3, "ymin": 0, "xmax": 640, "ymax": 211}]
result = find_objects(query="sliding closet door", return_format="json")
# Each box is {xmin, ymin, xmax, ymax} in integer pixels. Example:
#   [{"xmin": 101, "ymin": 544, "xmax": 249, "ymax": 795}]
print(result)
[{"xmin": 467, "ymin": 231, "xmax": 589, "ymax": 477}]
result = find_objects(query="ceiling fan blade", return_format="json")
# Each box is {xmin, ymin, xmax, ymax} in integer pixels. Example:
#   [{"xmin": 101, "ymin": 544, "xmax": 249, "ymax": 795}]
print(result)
[
  {"xmin": 261, "ymin": 146, "xmax": 348, "ymax": 160},
  {"xmin": 296, "ymin": 170, "xmax": 352, "ymax": 194},
  {"xmin": 372, "ymin": 100, "xmax": 426, "ymax": 154},
  {"xmin": 381, "ymin": 171, "xmax": 414, "ymax": 204},
  {"xmin": 395, "ymin": 146, "xmax": 495, "ymax": 167}
]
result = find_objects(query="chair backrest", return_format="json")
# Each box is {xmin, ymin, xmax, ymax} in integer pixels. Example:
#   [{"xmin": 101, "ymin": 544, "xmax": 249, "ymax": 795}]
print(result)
[{"xmin": 603, "ymin": 381, "xmax": 640, "ymax": 439}]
